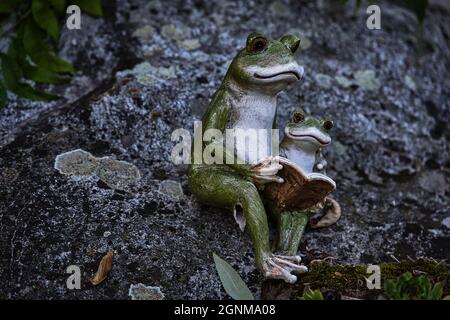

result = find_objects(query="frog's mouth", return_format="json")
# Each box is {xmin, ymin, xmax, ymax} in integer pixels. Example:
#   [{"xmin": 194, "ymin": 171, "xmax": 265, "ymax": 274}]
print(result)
[
  {"xmin": 254, "ymin": 70, "xmax": 301, "ymax": 80},
  {"xmin": 285, "ymin": 127, "xmax": 331, "ymax": 146},
  {"xmin": 251, "ymin": 64, "xmax": 304, "ymax": 83}
]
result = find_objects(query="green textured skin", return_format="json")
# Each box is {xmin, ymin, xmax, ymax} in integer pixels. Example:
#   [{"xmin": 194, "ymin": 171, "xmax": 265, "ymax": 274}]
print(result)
[
  {"xmin": 188, "ymin": 32, "xmax": 300, "ymax": 273},
  {"xmin": 275, "ymin": 210, "xmax": 311, "ymax": 256}
]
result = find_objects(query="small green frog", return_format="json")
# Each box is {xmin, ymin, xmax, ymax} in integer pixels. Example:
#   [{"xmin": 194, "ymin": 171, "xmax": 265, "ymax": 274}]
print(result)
[
  {"xmin": 275, "ymin": 110, "xmax": 340, "ymax": 255},
  {"xmin": 280, "ymin": 110, "xmax": 333, "ymax": 174},
  {"xmin": 189, "ymin": 32, "xmax": 307, "ymax": 283}
]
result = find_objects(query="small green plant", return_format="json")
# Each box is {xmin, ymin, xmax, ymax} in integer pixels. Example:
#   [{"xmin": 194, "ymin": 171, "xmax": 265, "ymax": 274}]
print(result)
[
  {"xmin": 0, "ymin": 0, "xmax": 103, "ymax": 107},
  {"xmin": 213, "ymin": 253, "xmax": 255, "ymax": 300},
  {"xmin": 300, "ymin": 286, "xmax": 324, "ymax": 300},
  {"xmin": 384, "ymin": 271, "xmax": 444, "ymax": 300}
]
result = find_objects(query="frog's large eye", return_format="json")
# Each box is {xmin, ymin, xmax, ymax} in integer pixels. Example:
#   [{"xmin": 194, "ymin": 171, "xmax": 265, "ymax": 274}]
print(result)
[
  {"xmin": 247, "ymin": 36, "xmax": 268, "ymax": 54},
  {"xmin": 323, "ymin": 119, "xmax": 333, "ymax": 130},
  {"xmin": 293, "ymin": 112, "xmax": 305, "ymax": 123}
]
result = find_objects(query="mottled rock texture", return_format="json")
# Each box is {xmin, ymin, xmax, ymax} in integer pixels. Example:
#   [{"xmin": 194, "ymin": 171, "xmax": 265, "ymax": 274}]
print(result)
[{"xmin": 0, "ymin": 0, "xmax": 449, "ymax": 299}]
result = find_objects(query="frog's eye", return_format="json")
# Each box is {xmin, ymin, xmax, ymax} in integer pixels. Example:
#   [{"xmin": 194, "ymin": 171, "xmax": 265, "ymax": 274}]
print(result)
[
  {"xmin": 323, "ymin": 119, "xmax": 333, "ymax": 130},
  {"xmin": 293, "ymin": 112, "xmax": 305, "ymax": 123},
  {"xmin": 247, "ymin": 36, "xmax": 268, "ymax": 54}
]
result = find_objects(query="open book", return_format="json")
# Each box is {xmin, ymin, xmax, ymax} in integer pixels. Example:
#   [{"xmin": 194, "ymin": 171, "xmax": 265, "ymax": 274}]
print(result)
[{"xmin": 263, "ymin": 157, "xmax": 336, "ymax": 211}]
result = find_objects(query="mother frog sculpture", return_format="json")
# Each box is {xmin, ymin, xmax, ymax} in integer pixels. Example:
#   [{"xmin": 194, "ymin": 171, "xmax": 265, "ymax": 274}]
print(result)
[{"xmin": 188, "ymin": 32, "xmax": 308, "ymax": 283}]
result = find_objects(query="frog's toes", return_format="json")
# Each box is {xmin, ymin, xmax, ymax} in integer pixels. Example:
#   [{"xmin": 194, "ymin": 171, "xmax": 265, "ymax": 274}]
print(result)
[
  {"xmin": 273, "ymin": 254, "xmax": 302, "ymax": 264},
  {"xmin": 264, "ymin": 255, "xmax": 308, "ymax": 284}
]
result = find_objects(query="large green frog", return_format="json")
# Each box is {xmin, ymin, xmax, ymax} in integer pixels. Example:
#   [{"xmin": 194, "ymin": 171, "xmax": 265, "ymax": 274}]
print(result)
[{"xmin": 188, "ymin": 32, "xmax": 307, "ymax": 283}]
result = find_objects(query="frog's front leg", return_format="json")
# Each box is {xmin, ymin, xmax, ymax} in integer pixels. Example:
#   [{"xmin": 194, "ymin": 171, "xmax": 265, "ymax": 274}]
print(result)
[{"xmin": 189, "ymin": 165, "xmax": 305, "ymax": 283}]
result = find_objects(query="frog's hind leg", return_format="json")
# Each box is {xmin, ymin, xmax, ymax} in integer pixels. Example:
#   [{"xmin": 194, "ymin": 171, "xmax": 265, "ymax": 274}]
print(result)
[
  {"xmin": 275, "ymin": 210, "xmax": 310, "ymax": 256},
  {"xmin": 189, "ymin": 166, "xmax": 306, "ymax": 283}
]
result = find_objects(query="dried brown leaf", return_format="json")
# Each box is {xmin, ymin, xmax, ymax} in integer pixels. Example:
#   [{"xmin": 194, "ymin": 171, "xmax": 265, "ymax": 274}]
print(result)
[{"xmin": 90, "ymin": 251, "xmax": 113, "ymax": 286}]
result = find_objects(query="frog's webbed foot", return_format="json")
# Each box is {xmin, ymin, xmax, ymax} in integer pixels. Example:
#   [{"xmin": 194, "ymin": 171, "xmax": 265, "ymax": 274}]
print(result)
[{"xmin": 263, "ymin": 254, "xmax": 308, "ymax": 284}]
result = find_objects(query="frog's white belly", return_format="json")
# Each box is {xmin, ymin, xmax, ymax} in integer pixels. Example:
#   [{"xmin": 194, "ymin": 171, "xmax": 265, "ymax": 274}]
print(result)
[
  {"xmin": 226, "ymin": 93, "xmax": 277, "ymax": 164},
  {"xmin": 280, "ymin": 140, "xmax": 317, "ymax": 174}
]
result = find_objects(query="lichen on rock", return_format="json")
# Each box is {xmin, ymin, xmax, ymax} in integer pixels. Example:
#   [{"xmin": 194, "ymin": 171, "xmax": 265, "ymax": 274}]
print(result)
[
  {"xmin": 54, "ymin": 149, "xmax": 100, "ymax": 176},
  {"xmin": 128, "ymin": 283, "xmax": 165, "ymax": 300},
  {"xmin": 54, "ymin": 149, "xmax": 141, "ymax": 190}
]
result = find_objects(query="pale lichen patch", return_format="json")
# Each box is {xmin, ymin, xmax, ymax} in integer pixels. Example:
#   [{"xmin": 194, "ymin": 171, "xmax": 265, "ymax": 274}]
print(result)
[
  {"xmin": 54, "ymin": 149, "xmax": 99, "ymax": 176},
  {"xmin": 97, "ymin": 157, "xmax": 141, "ymax": 190},
  {"xmin": 54, "ymin": 149, "xmax": 140, "ymax": 190},
  {"xmin": 128, "ymin": 283, "xmax": 165, "ymax": 300},
  {"xmin": 158, "ymin": 179, "xmax": 184, "ymax": 200}
]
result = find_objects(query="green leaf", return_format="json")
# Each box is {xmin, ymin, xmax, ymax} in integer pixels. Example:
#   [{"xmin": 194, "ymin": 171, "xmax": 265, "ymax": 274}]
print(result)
[
  {"xmin": 0, "ymin": 0, "xmax": 23, "ymax": 13},
  {"xmin": 0, "ymin": 81, "xmax": 7, "ymax": 108},
  {"xmin": 74, "ymin": 0, "xmax": 103, "ymax": 16},
  {"xmin": 301, "ymin": 287, "xmax": 324, "ymax": 300},
  {"xmin": 213, "ymin": 253, "xmax": 254, "ymax": 300},
  {"xmin": 0, "ymin": 52, "xmax": 23, "ymax": 85},
  {"xmin": 32, "ymin": 0, "xmax": 60, "ymax": 42},
  {"xmin": 430, "ymin": 283, "xmax": 443, "ymax": 300},
  {"xmin": 49, "ymin": 0, "xmax": 66, "ymax": 16},
  {"xmin": 9, "ymin": 36, "xmax": 70, "ymax": 84},
  {"xmin": 23, "ymin": 65, "xmax": 71, "ymax": 84},
  {"xmin": 404, "ymin": 0, "xmax": 428, "ymax": 23},
  {"xmin": 0, "ymin": 53, "xmax": 58, "ymax": 102},
  {"xmin": 23, "ymin": 17, "xmax": 74, "ymax": 73}
]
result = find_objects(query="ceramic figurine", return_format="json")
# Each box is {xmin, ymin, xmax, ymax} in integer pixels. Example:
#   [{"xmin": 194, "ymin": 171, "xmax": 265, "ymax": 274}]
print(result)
[
  {"xmin": 265, "ymin": 110, "xmax": 341, "ymax": 256},
  {"xmin": 188, "ymin": 32, "xmax": 309, "ymax": 283}
]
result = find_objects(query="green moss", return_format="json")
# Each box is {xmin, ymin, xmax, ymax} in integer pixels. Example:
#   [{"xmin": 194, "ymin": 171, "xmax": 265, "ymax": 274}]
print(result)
[{"xmin": 289, "ymin": 260, "xmax": 450, "ymax": 300}]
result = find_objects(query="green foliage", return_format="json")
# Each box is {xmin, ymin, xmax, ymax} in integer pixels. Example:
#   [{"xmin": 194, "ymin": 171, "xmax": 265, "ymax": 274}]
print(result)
[
  {"xmin": 300, "ymin": 286, "xmax": 324, "ymax": 300},
  {"xmin": 213, "ymin": 253, "xmax": 255, "ymax": 300},
  {"xmin": 0, "ymin": 0, "xmax": 103, "ymax": 108},
  {"xmin": 384, "ymin": 271, "xmax": 444, "ymax": 300}
]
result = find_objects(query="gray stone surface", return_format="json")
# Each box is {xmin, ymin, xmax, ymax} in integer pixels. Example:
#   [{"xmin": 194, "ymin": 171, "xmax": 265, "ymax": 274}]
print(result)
[{"xmin": 0, "ymin": 0, "xmax": 449, "ymax": 299}]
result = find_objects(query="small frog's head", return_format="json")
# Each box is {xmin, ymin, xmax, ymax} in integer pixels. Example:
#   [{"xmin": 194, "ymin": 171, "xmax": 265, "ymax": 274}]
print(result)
[
  {"xmin": 285, "ymin": 110, "xmax": 333, "ymax": 147},
  {"xmin": 227, "ymin": 32, "xmax": 304, "ymax": 94}
]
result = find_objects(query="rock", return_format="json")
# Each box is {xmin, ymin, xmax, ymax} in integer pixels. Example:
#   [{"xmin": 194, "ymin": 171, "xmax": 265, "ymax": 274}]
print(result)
[
  {"xmin": 54, "ymin": 149, "xmax": 141, "ymax": 190},
  {"xmin": 161, "ymin": 24, "xmax": 191, "ymax": 41},
  {"xmin": 179, "ymin": 39, "xmax": 201, "ymax": 51},
  {"xmin": 132, "ymin": 25, "xmax": 156, "ymax": 41},
  {"xmin": 0, "ymin": 0, "xmax": 449, "ymax": 300},
  {"xmin": 118, "ymin": 62, "xmax": 177, "ymax": 85},
  {"xmin": 298, "ymin": 35, "xmax": 312, "ymax": 51},
  {"xmin": 404, "ymin": 75, "xmax": 417, "ymax": 91},
  {"xmin": 269, "ymin": 1, "xmax": 291, "ymax": 17},
  {"xmin": 54, "ymin": 149, "xmax": 99, "ymax": 176},
  {"xmin": 354, "ymin": 70, "xmax": 381, "ymax": 91},
  {"xmin": 159, "ymin": 179, "xmax": 184, "ymax": 200},
  {"xmin": 128, "ymin": 283, "xmax": 165, "ymax": 300},
  {"xmin": 335, "ymin": 75, "xmax": 353, "ymax": 88},
  {"xmin": 96, "ymin": 157, "xmax": 141, "ymax": 190},
  {"xmin": 442, "ymin": 217, "xmax": 450, "ymax": 229},
  {"xmin": 418, "ymin": 170, "xmax": 447, "ymax": 195},
  {"xmin": 315, "ymin": 73, "xmax": 333, "ymax": 89}
]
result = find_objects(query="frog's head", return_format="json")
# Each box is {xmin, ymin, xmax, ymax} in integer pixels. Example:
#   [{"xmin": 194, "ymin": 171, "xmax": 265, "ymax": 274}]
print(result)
[
  {"xmin": 227, "ymin": 32, "xmax": 304, "ymax": 95},
  {"xmin": 285, "ymin": 110, "xmax": 333, "ymax": 147}
]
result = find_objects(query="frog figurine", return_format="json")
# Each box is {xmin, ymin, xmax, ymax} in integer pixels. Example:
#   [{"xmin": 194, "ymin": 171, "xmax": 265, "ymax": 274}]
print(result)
[
  {"xmin": 273, "ymin": 110, "xmax": 341, "ymax": 255},
  {"xmin": 188, "ymin": 32, "xmax": 308, "ymax": 283}
]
